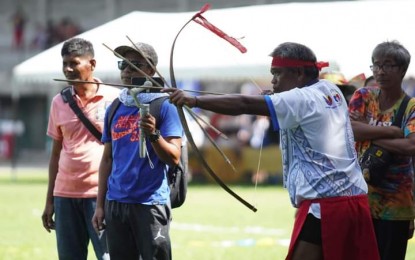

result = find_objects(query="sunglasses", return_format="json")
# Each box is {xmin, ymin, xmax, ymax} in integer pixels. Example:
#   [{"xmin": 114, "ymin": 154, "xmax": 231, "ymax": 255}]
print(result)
[{"xmin": 117, "ymin": 61, "xmax": 148, "ymax": 70}]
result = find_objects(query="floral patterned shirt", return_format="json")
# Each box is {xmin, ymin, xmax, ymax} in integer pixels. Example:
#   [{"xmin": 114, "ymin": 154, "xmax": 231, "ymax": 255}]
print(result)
[{"xmin": 349, "ymin": 87, "xmax": 415, "ymax": 220}]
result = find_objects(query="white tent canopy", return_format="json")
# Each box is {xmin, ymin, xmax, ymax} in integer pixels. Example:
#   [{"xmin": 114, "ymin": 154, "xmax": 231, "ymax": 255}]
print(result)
[{"xmin": 12, "ymin": 0, "xmax": 415, "ymax": 94}]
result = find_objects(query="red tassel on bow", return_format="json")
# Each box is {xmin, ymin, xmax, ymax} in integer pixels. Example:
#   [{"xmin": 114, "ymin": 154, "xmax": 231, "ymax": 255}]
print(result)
[{"xmin": 192, "ymin": 4, "xmax": 247, "ymax": 53}]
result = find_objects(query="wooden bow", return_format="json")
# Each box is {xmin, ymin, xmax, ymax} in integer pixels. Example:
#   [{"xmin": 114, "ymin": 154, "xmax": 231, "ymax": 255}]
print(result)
[{"xmin": 169, "ymin": 4, "xmax": 257, "ymax": 212}]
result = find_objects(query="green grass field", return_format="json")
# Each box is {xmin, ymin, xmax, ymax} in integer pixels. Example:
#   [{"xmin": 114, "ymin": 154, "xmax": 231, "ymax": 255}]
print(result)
[{"xmin": 1, "ymin": 167, "xmax": 414, "ymax": 260}]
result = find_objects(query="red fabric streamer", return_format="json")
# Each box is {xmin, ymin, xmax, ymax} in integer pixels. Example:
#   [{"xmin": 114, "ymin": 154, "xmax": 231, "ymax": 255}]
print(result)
[
  {"xmin": 272, "ymin": 57, "xmax": 329, "ymax": 71},
  {"xmin": 192, "ymin": 4, "xmax": 247, "ymax": 53}
]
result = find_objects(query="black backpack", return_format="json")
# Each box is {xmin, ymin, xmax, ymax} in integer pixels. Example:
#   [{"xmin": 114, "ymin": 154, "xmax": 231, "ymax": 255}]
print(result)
[{"xmin": 107, "ymin": 96, "xmax": 188, "ymax": 208}]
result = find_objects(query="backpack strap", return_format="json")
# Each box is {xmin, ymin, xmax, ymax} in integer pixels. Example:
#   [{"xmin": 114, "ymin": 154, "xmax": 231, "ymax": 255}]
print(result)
[
  {"xmin": 150, "ymin": 96, "xmax": 169, "ymax": 129},
  {"xmin": 106, "ymin": 98, "xmax": 121, "ymax": 137},
  {"xmin": 150, "ymin": 96, "xmax": 187, "ymax": 174},
  {"xmin": 61, "ymin": 86, "xmax": 102, "ymax": 142},
  {"xmin": 392, "ymin": 94, "xmax": 410, "ymax": 128}
]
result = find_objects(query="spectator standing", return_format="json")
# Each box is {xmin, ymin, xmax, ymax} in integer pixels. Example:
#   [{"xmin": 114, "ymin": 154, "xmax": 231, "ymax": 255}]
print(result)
[
  {"xmin": 349, "ymin": 40, "xmax": 415, "ymax": 260},
  {"xmin": 41, "ymin": 38, "xmax": 119, "ymax": 260},
  {"xmin": 92, "ymin": 42, "xmax": 183, "ymax": 260}
]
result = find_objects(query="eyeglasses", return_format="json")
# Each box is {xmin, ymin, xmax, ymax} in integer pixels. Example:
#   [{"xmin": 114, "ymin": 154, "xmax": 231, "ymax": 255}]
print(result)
[
  {"xmin": 117, "ymin": 61, "xmax": 148, "ymax": 70},
  {"xmin": 369, "ymin": 64, "xmax": 400, "ymax": 73}
]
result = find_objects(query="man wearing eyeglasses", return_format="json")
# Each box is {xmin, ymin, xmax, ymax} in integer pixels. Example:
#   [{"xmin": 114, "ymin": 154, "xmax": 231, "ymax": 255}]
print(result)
[
  {"xmin": 92, "ymin": 42, "xmax": 182, "ymax": 260},
  {"xmin": 349, "ymin": 40, "xmax": 415, "ymax": 260}
]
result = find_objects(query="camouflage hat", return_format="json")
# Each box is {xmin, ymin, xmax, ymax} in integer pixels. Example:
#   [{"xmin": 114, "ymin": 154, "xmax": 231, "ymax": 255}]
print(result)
[{"xmin": 114, "ymin": 42, "xmax": 158, "ymax": 66}]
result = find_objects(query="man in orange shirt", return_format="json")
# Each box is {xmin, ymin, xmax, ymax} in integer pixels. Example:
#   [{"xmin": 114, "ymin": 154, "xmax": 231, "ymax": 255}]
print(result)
[{"xmin": 41, "ymin": 38, "xmax": 119, "ymax": 260}]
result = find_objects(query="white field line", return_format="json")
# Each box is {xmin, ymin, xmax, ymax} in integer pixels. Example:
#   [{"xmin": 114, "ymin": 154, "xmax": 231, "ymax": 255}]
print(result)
[
  {"xmin": 171, "ymin": 222, "xmax": 291, "ymax": 247},
  {"xmin": 171, "ymin": 222, "xmax": 286, "ymax": 236}
]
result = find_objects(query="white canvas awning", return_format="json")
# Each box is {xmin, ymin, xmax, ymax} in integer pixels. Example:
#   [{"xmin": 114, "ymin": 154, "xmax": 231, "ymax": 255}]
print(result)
[{"xmin": 11, "ymin": 0, "xmax": 415, "ymax": 94}]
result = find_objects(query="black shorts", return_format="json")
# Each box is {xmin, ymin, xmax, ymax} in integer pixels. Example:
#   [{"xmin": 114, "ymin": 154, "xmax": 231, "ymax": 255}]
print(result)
[
  {"xmin": 105, "ymin": 200, "xmax": 172, "ymax": 259},
  {"xmin": 297, "ymin": 213, "xmax": 322, "ymax": 245}
]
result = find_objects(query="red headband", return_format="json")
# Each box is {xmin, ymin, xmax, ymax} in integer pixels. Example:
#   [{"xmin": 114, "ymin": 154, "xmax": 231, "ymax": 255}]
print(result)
[{"xmin": 271, "ymin": 57, "xmax": 329, "ymax": 71}]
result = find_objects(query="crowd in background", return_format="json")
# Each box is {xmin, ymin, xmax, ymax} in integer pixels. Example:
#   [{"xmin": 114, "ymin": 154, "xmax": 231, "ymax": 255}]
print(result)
[
  {"xmin": 29, "ymin": 17, "xmax": 82, "ymax": 50},
  {"xmin": 7, "ymin": 4, "xmax": 415, "ymax": 189},
  {"xmin": 8, "ymin": 6, "xmax": 415, "ymax": 159},
  {"xmin": 10, "ymin": 6, "xmax": 82, "ymax": 51}
]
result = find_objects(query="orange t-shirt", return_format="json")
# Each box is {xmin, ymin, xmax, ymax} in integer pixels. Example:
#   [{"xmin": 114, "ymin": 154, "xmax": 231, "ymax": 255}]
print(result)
[{"xmin": 47, "ymin": 82, "xmax": 120, "ymax": 198}]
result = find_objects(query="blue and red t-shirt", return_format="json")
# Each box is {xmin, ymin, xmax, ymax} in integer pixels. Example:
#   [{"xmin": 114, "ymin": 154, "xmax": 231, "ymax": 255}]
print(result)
[{"xmin": 102, "ymin": 98, "xmax": 183, "ymax": 205}]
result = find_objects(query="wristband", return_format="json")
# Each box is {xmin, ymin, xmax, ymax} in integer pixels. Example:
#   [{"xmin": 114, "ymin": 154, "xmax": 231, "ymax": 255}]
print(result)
[{"xmin": 149, "ymin": 129, "xmax": 161, "ymax": 143}]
